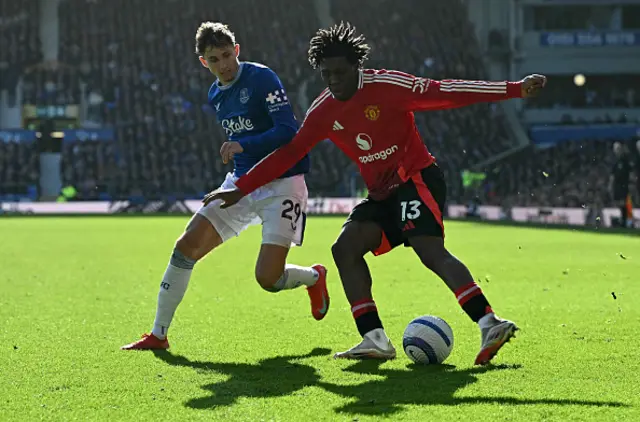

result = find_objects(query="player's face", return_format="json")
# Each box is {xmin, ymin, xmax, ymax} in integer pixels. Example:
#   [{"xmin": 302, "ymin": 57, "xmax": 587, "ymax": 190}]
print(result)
[
  {"xmin": 320, "ymin": 57, "xmax": 359, "ymax": 101},
  {"xmin": 199, "ymin": 44, "xmax": 241, "ymax": 84}
]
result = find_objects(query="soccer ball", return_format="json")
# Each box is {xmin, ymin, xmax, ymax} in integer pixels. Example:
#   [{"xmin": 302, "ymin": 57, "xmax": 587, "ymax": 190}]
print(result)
[{"xmin": 402, "ymin": 315, "xmax": 454, "ymax": 364}]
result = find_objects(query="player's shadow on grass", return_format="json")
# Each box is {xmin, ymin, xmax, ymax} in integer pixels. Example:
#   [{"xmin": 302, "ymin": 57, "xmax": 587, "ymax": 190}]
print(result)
[
  {"xmin": 153, "ymin": 349, "xmax": 627, "ymax": 415},
  {"xmin": 318, "ymin": 360, "xmax": 628, "ymax": 417},
  {"xmin": 153, "ymin": 347, "xmax": 331, "ymax": 409}
]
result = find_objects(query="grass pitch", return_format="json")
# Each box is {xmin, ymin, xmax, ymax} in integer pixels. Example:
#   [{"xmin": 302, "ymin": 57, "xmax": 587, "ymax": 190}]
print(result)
[{"xmin": 1, "ymin": 216, "xmax": 639, "ymax": 421}]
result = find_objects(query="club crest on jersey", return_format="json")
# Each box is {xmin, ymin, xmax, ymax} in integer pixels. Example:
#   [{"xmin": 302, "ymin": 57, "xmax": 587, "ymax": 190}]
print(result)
[
  {"xmin": 364, "ymin": 105, "xmax": 380, "ymax": 121},
  {"xmin": 239, "ymin": 88, "xmax": 250, "ymax": 104}
]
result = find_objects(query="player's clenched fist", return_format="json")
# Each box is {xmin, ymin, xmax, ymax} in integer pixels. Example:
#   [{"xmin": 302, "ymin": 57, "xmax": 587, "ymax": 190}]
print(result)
[
  {"xmin": 520, "ymin": 74, "xmax": 547, "ymax": 98},
  {"xmin": 220, "ymin": 141, "xmax": 243, "ymax": 164}
]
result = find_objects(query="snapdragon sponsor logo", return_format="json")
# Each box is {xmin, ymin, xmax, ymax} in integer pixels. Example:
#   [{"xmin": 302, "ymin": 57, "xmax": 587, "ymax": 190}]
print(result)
[{"xmin": 359, "ymin": 145, "xmax": 399, "ymax": 163}]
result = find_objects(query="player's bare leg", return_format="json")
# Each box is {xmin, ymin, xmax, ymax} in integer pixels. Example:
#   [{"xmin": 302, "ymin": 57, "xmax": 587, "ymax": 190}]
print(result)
[
  {"xmin": 255, "ymin": 243, "xmax": 329, "ymax": 320},
  {"xmin": 122, "ymin": 214, "xmax": 222, "ymax": 350},
  {"xmin": 122, "ymin": 217, "xmax": 327, "ymax": 350},
  {"xmin": 331, "ymin": 221, "xmax": 396, "ymax": 360},
  {"xmin": 408, "ymin": 235, "xmax": 517, "ymax": 365}
]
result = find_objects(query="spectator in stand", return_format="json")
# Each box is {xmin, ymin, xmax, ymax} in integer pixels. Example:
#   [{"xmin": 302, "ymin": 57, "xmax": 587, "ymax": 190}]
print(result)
[
  {"xmin": 634, "ymin": 140, "xmax": 640, "ymax": 208},
  {"xmin": 609, "ymin": 142, "xmax": 633, "ymax": 227},
  {"xmin": 0, "ymin": 141, "xmax": 39, "ymax": 199},
  {"xmin": 5, "ymin": 0, "xmax": 629, "ymax": 210},
  {"xmin": 482, "ymin": 140, "xmax": 633, "ymax": 209}
]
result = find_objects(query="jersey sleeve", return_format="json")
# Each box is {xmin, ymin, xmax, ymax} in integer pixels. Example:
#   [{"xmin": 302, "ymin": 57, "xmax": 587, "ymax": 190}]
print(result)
[
  {"xmin": 235, "ymin": 111, "xmax": 327, "ymax": 195},
  {"xmin": 377, "ymin": 70, "xmax": 522, "ymax": 112},
  {"xmin": 237, "ymin": 68, "xmax": 299, "ymax": 155}
]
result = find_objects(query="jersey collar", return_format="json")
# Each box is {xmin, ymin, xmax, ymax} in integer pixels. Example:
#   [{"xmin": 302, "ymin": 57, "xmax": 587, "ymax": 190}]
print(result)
[{"xmin": 217, "ymin": 62, "xmax": 245, "ymax": 91}]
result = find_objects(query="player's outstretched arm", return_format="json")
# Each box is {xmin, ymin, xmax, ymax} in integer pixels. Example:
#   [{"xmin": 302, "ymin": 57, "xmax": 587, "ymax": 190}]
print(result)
[
  {"xmin": 381, "ymin": 70, "xmax": 546, "ymax": 112},
  {"xmin": 203, "ymin": 120, "xmax": 324, "ymax": 208},
  {"xmin": 520, "ymin": 74, "xmax": 547, "ymax": 98}
]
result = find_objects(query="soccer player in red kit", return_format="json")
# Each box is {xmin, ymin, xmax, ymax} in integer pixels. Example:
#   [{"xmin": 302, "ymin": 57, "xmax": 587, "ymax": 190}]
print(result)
[{"xmin": 206, "ymin": 22, "xmax": 546, "ymax": 365}]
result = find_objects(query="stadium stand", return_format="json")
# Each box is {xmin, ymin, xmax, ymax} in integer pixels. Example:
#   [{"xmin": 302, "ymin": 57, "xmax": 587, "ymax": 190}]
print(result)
[
  {"xmin": 526, "ymin": 74, "xmax": 639, "ymax": 111},
  {"xmin": 1, "ymin": 0, "xmax": 636, "ymax": 211},
  {"xmin": 55, "ymin": 0, "xmax": 327, "ymax": 199},
  {"xmin": 482, "ymin": 140, "xmax": 635, "ymax": 207},
  {"xmin": 0, "ymin": 0, "xmax": 40, "ymax": 200},
  {"xmin": 0, "ymin": 0, "xmax": 41, "ymax": 95},
  {"xmin": 0, "ymin": 140, "xmax": 39, "ymax": 200}
]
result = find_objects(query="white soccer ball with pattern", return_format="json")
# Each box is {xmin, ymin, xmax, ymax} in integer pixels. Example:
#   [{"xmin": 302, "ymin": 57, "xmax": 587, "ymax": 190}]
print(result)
[{"xmin": 402, "ymin": 315, "xmax": 454, "ymax": 364}]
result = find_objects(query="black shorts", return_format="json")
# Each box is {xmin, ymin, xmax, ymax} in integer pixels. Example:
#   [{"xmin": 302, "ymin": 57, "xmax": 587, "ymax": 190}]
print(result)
[{"xmin": 345, "ymin": 164, "xmax": 446, "ymax": 256}]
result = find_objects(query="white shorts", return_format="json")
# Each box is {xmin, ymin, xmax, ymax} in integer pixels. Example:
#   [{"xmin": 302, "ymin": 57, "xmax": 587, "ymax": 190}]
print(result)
[{"xmin": 197, "ymin": 172, "xmax": 308, "ymax": 248}]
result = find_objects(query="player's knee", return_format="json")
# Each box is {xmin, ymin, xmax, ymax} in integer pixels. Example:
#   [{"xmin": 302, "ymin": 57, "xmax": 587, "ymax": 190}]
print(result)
[
  {"xmin": 255, "ymin": 268, "xmax": 282, "ymax": 291},
  {"xmin": 333, "ymin": 223, "xmax": 380, "ymax": 264},
  {"xmin": 332, "ymin": 236, "xmax": 362, "ymax": 265},
  {"xmin": 175, "ymin": 215, "xmax": 222, "ymax": 261},
  {"xmin": 412, "ymin": 238, "xmax": 447, "ymax": 271},
  {"xmin": 331, "ymin": 237, "xmax": 349, "ymax": 263},
  {"xmin": 175, "ymin": 232, "xmax": 203, "ymax": 261}
]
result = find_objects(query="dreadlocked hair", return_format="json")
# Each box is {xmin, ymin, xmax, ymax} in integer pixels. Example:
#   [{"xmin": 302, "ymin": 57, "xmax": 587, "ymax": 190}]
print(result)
[{"xmin": 308, "ymin": 21, "xmax": 370, "ymax": 69}]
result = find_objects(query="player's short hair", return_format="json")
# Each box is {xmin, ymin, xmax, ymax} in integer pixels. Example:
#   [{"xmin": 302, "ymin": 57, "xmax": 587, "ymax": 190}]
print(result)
[
  {"xmin": 195, "ymin": 22, "xmax": 236, "ymax": 55},
  {"xmin": 308, "ymin": 21, "xmax": 370, "ymax": 69}
]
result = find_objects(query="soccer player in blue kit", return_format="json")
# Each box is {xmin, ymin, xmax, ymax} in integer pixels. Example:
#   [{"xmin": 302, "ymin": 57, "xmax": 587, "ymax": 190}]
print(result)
[{"xmin": 122, "ymin": 22, "xmax": 329, "ymax": 350}]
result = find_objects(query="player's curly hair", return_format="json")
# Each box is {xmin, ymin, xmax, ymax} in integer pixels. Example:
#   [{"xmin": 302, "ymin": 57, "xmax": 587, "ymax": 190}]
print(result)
[
  {"xmin": 308, "ymin": 21, "xmax": 370, "ymax": 69},
  {"xmin": 195, "ymin": 22, "xmax": 236, "ymax": 55}
]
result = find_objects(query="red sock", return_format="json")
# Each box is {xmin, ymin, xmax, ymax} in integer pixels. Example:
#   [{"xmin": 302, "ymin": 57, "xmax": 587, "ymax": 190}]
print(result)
[
  {"xmin": 454, "ymin": 282, "xmax": 493, "ymax": 323},
  {"xmin": 350, "ymin": 298, "xmax": 383, "ymax": 336}
]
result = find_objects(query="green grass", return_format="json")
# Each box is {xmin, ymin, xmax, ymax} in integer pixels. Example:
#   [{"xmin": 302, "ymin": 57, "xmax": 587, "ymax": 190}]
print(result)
[{"xmin": 1, "ymin": 216, "xmax": 639, "ymax": 421}]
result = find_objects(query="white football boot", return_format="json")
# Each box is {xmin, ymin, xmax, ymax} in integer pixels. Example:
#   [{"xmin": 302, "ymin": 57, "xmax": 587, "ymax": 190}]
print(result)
[
  {"xmin": 475, "ymin": 315, "xmax": 518, "ymax": 365},
  {"xmin": 334, "ymin": 328, "xmax": 397, "ymax": 360}
]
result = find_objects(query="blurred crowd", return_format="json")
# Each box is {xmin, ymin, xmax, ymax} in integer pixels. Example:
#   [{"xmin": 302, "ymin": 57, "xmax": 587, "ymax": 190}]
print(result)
[
  {"xmin": 481, "ymin": 139, "xmax": 640, "ymax": 208},
  {"xmin": 526, "ymin": 74, "xmax": 639, "ymax": 111},
  {"xmin": 0, "ymin": 0, "xmax": 637, "ymax": 209}
]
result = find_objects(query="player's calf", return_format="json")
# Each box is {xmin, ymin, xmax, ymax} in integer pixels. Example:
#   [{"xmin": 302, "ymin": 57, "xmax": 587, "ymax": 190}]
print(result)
[
  {"xmin": 410, "ymin": 238, "xmax": 473, "ymax": 290},
  {"xmin": 258, "ymin": 261, "xmax": 328, "ymax": 320},
  {"xmin": 255, "ymin": 244, "xmax": 319, "ymax": 292},
  {"xmin": 255, "ymin": 267, "xmax": 285, "ymax": 291},
  {"xmin": 260, "ymin": 264, "xmax": 320, "ymax": 292},
  {"xmin": 121, "ymin": 215, "xmax": 221, "ymax": 351},
  {"xmin": 255, "ymin": 239, "xmax": 327, "ymax": 318},
  {"xmin": 409, "ymin": 236, "xmax": 517, "ymax": 364},
  {"xmin": 410, "ymin": 238, "xmax": 491, "ymax": 320},
  {"xmin": 331, "ymin": 221, "xmax": 396, "ymax": 357},
  {"xmin": 331, "ymin": 221, "xmax": 381, "ymax": 302}
]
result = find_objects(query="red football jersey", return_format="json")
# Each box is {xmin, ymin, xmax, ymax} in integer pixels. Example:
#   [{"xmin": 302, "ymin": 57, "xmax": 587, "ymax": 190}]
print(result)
[{"xmin": 236, "ymin": 69, "xmax": 522, "ymax": 200}]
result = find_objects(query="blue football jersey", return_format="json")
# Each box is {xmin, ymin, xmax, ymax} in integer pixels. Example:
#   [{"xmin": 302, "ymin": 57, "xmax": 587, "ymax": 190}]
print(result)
[{"xmin": 208, "ymin": 62, "xmax": 310, "ymax": 178}]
